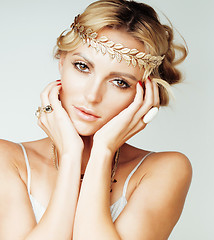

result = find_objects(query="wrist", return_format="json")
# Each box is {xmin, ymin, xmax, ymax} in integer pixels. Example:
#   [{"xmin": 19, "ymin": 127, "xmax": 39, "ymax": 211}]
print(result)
[
  {"xmin": 93, "ymin": 136, "xmax": 117, "ymax": 152},
  {"xmin": 59, "ymin": 151, "xmax": 83, "ymax": 168},
  {"xmin": 90, "ymin": 144, "xmax": 115, "ymax": 162}
]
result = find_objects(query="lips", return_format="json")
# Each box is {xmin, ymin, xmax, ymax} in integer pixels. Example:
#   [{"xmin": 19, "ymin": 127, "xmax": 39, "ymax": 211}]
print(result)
[{"xmin": 73, "ymin": 105, "xmax": 101, "ymax": 121}]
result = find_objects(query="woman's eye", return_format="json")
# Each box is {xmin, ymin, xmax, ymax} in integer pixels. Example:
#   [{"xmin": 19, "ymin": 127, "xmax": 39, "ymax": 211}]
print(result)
[
  {"xmin": 74, "ymin": 62, "xmax": 89, "ymax": 72},
  {"xmin": 112, "ymin": 79, "xmax": 131, "ymax": 89}
]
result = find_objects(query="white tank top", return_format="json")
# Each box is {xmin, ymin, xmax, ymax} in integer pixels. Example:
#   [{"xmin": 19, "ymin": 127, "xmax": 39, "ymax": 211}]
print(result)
[{"xmin": 19, "ymin": 143, "xmax": 153, "ymax": 223}]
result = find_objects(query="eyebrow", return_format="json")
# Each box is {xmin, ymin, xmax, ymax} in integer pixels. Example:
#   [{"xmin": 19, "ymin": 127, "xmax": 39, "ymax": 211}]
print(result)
[
  {"xmin": 109, "ymin": 72, "xmax": 138, "ymax": 82},
  {"xmin": 73, "ymin": 53, "xmax": 94, "ymax": 68},
  {"xmin": 72, "ymin": 53, "xmax": 138, "ymax": 81}
]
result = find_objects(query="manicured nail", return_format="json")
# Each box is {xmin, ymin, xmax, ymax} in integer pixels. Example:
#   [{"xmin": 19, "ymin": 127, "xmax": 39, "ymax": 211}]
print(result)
[
  {"xmin": 148, "ymin": 76, "xmax": 151, "ymax": 81},
  {"xmin": 138, "ymin": 81, "xmax": 143, "ymax": 87},
  {"xmin": 57, "ymin": 83, "xmax": 61, "ymax": 86},
  {"xmin": 56, "ymin": 79, "xmax": 61, "ymax": 82}
]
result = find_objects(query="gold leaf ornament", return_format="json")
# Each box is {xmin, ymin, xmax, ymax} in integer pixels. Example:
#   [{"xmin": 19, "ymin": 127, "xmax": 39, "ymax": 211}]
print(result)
[
  {"xmin": 90, "ymin": 32, "xmax": 98, "ymax": 39},
  {"xmin": 115, "ymin": 52, "xmax": 122, "ymax": 62},
  {"xmin": 71, "ymin": 15, "xmax": 165, "ymax": 72},
  {"xmin": 138, "ymin": 59, "xmax": 146, "ymax": 68},
  {"xmin": 86, "ymin": 38, "xmax": 90, "ymax": 47},
  {"xmin": 131, "ymin": 57, "xmax": 137, "ymax": 67},
  {"xmin": 101, "ymin": 45, "xmax": 107, "ymax": 54},
  {"xmin": 107, "ymin": 47, "xmax": 115, "ymax": 56},
  {"xmin": 99, "ymin": 36, "xmax": 108, "ymax": 42},
  {"xmin": 136, "ymin": 52, "xmax": 146, "ymax": 58},
  {"xmin": 130, "ymin": 49, "xmax": 139, "ymax": 55},
  {"xmin": 120, "ymin": 48, "xmax": 130, "ymax": 54},
  {"xmin": 86, "ymin": 28, "xmax": 93, "ymax": 35},
  {"xmin": 79, "ymin": 26, "xmax": 84, "ymax": 33},
  {"xmin": 114, "ymin": 44, "xmax": 124, "ymax": 50},
  {"xmin": 122, "ymin": 55, "xmax": 131, "ymax": 61},
  {"xmin": 90, "ymin": 39, "xmax": 97, "ymax": 48},
  {"xmin": 105, "ymin": 41, "xmax": 115, "ymax": 48}
]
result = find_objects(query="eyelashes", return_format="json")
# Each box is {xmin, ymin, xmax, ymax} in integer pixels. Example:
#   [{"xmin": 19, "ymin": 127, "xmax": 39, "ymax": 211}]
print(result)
[
  {"xmin": 72, "ymin": 61, "xmax": 131, "ymax": 90},
  {"xmin": 111, "ymin": 79, "xmax": 131, "ymax": 89},
  {"xmin": 73, "ymin": 61, "xmax": 89, "ymax": 73}
]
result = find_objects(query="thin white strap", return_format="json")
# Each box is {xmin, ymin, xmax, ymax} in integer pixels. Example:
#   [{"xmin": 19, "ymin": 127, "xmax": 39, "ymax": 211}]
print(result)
[
  {"xmin": 18, "ymin": 143, "xmax": 31, "ymax": 194},
  {"xmin": 122, "ymin": 151, "xmax": 154, "ymax": 197}
]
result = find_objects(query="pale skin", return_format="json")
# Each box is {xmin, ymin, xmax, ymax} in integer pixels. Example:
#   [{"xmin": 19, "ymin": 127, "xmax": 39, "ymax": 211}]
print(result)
[{"xmin": 0, "ymin": 28, "xmax": 192, "ymax": 240}]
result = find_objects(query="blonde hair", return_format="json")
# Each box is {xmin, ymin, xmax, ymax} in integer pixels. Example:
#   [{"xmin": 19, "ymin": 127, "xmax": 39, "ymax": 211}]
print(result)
[{"xmin": 54, "ymin": 0, "xmax": 187, "ymax": 106}]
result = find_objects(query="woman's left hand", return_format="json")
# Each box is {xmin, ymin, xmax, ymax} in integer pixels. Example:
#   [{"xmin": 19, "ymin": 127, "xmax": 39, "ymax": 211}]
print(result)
[{"xmin": 93, "ymin": 78, "xmax": 160, "ymax": 153}]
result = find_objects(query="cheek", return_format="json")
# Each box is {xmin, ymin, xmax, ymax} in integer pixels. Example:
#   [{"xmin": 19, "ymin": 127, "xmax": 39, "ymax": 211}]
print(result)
[
  {"xmin": 104, "ymin": 90, "xmax": 136, "ymax": 120},
  {"xmin": 60, "ymin": 68, "xmax": 85, "ymax": 97}
]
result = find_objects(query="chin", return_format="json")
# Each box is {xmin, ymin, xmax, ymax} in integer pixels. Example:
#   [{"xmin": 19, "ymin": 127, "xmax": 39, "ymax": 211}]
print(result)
[{"xmin": 72, "ymin": 120, "xmax": 101, "ymax": 137}]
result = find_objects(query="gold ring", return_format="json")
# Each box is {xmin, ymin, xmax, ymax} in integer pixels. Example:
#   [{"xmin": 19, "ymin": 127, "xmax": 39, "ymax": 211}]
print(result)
[
  {"xmin": 42, "ymin": 104, "xmax": 53, "ymax": 113},
  {"xmin": 35, "ymin": 104, "xmax": 53, "ymax": 118}
]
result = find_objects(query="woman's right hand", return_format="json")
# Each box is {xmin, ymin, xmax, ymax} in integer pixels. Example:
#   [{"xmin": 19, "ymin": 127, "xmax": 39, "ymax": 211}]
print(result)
[{"xmin": 37, "ymin": 80, "xmax": 84, "ymax": 156}]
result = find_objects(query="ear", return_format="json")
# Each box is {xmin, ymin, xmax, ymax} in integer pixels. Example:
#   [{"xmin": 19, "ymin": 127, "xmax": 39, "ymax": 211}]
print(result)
[{"xmin": 58, "ymin": 53, "xmax": 66, "ymax": 75}]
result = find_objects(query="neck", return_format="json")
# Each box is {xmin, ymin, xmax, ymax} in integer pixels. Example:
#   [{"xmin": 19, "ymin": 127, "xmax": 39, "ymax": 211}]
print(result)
[{"xmin": 80, "ymin": 135, "xmax": 94, "ymax": 175}]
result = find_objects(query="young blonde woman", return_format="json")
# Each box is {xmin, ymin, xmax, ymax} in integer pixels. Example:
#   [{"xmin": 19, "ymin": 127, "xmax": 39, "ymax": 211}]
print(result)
[{"xmin": 0, "ymin": 0, "xmax": 192, "ymax": 239}]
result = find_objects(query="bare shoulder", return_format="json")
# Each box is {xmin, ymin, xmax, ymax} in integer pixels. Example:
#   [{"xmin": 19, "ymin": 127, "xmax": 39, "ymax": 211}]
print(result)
[
  {"xmin": 122, "ymin": 144, "xmax": 192, "ymax": 181},
  {"xmin": 145, "ymin": 151, "xmax": 192, "ymax": 183},
  {"xmin": 0, "ymin": 139, "xmax": 27, "ymax": 188},
  {"xmin": 0, "ymin": 138, "xmax": 19, "ymax": 153},
  {"xmin": 0, "ymin": 139, "xmax": 22, "ymax": 169},
  {"xmin": 115, "ymin": 147, "xmax": 192, "ymax": 239},
  {"xmin": 0, "ymin": 139, "xmax": 37, "ymax": 239},
  {"xmin": 121, "ymin": 144, "xmax": 192, "ymax": 197}
]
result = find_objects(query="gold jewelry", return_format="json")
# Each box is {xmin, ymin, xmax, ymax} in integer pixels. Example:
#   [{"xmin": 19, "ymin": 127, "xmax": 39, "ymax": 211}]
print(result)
[
  {"xmin": 43, "ymin": 104, "xmax": 53, "ymax": 113},
  {"xmin": 52, "ymin": 143, "xmax": 59, "ymax": 170},
  {"xmin": 52, "ymin": 143, "xmax": 120, "ymax": 192},
  {"xmin": 35, "ymin": 107, "xmax": 42, "ymax": 119},
  {"xmin": 79, "ymin": 148, "xmax": 120, "ymax": 192},
  {"xmin": 35, "ymin": 104, "xmax": 53, "ymax": 119},
  {"xmin": 70, "ymin": 15, "xmax": 165, "ymax": 79},
  {"xmin": 110, "ymin": 148, "xmax": 120, "ymax": 192}
]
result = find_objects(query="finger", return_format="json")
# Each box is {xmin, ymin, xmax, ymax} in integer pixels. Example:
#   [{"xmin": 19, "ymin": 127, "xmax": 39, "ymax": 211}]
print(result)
[
  {"xmin": 40, "ymin": 80, "xmax": 60, "ymax": 107},
  {"xmin": 39, "ymin": 81, "xmax": 60, "ymax": 121},
  {"xmin": 94, "ymin": 82, "xmax": 145, "ymax": 145},
  {"xmin": 48, "ymin": 83, "xmax": 62, "ymax": 111},
  {"xmin": 136, "ymin": 78, "xmax": 155, "ymax": 118},
  {"xmin": 120, "ymin": 81, "xmax": 144, "ymax": 119},
  {"xmin": 114, "ymin": 79, "xmax": 153, "ymax": 135},
  {"xmin": 142, "ymin": 78, "xmax": 154, "ymax": 109},
  {"xmin": 123, "ymin": 119, "xmax": 146, "ymax": 142},
  {"xmin": 37, "ymin": 118, "xmax": 53, "ymax": 140},
  {"xmin": 129, "ymin": 79, "xmax": 154, "ymax": 128},
  {"xmin": 152, "ymin": 81, "xmax": 160, "ymax": 108}
]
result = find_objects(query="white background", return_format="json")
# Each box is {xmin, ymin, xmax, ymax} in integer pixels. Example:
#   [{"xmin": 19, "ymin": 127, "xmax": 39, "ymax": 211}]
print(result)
[{"xmin": 0, "ymin": 0, "xmax": 213, "ymax": 239}]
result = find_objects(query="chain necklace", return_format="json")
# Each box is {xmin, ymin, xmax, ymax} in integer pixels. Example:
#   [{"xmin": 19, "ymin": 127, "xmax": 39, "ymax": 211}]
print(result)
[
  {"xmin": 51, "ymin": 143, "xmax": 59, "ymax": 170},
  {"xmin": 110, "ymin": 148, "xmax": 120, "ymax": 192},
  {"xmin": 51, "ymin": 143, "xmax": 120, "ymax": 192}
]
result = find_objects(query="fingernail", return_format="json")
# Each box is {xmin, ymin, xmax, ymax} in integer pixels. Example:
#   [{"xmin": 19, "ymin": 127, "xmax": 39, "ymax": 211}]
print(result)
[
  {"xmin": 56, "ymin": 79, "xmax": 61, "ymax": 82},
  {"xmin": 148, "ymin": 76, "xmax": 151, "ymax": 81},
  {"xmin": 138, "ymin": 81, "xmax": 143, "ymax": 87},
  {"xmin": 57, "ymin": 83, "xmax": 61, "ymax": 86}
]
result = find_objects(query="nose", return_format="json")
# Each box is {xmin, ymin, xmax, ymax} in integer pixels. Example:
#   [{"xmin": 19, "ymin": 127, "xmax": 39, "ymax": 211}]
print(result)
[{"xmin": 84, "ymin": 78, "xmax": 104, "ymax": 104}]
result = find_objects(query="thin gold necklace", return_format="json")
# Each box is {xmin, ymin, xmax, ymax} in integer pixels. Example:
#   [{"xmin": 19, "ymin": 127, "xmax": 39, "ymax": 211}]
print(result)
[
  {"xmin": 51, "ymin": 143, "xmax": 120, "ymax": 192},
  {"xmin": 51, "ymin": 143, "xmax": 59, "ymax": 170}
]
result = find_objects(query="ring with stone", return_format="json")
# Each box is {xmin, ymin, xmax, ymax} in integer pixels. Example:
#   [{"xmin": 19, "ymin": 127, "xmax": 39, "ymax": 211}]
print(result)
[
  {"xmin": 143, "ymin": 107, "xmax": 159, "ymax": 124},
  {"xmin": 35, "ymin": 107, "xmax": 42, "ymax": 119},
  {"xmin": 42, "ymin": 104, "xmax": 53, "ymax": 113}
]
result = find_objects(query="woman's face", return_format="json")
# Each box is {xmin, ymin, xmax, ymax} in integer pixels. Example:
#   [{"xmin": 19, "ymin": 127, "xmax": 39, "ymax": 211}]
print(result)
[{"xmin": 59, "ymin": 28, "xmax": 145, "ymax": 136}]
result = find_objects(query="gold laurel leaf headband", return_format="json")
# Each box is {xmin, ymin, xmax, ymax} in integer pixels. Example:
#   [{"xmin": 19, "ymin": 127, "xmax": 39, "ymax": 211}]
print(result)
[{"xmin": 70, "ymin": 15, "xmax": 165, "ymax": 80}]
